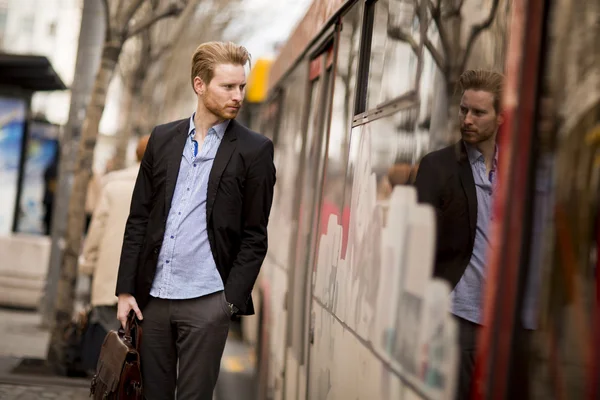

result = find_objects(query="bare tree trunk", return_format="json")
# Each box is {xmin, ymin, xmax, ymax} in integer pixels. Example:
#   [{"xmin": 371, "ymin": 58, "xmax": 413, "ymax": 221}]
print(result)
[
  {"xmin": 40, "ymin": 0, "xmax": 105, "ymax": 328},
  {"xmin": 47, "ymin": 40, "xmax": 122, "ymax": 372}
]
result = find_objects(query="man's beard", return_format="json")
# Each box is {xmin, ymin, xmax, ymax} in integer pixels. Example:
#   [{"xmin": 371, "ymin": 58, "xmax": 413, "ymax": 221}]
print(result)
[
  {"xmin": 203, "ymin": 94, "xmax": 240, "ymax": 120},
  {"xmin": 461, "ymin": 127, "xmax": 494, "ymax": 143}
]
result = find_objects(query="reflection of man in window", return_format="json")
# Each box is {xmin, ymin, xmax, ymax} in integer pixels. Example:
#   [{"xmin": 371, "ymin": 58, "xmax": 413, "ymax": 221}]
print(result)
[{"xmin": 414, "ymin": 70, "xmax": 504, "ymax": 400}]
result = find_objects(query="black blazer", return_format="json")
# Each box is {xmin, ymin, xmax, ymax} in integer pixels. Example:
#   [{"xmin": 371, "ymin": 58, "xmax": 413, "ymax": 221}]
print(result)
[
  {"xmin": 116, "ymin": 118, "xmax": 276, "ymax": 315},
  {"xmin": 414, "ymin": 141, "xmax": 477, "ymax": 288}
]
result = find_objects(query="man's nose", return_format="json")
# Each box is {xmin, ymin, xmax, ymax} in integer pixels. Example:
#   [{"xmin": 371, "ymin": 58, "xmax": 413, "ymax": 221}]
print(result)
[
  {"xmin": 232, "ymin": 88, "xmax": 243, "ymax": 102},
  {"xmin": 463, "ymin": 111, "xmax": 474, "ymax": 125}
]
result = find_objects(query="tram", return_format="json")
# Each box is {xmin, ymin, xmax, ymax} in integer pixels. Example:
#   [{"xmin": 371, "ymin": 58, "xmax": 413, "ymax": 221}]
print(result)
[{"xmin": 243, "ymin": 0, "xmax": 600, "ymax": 398}]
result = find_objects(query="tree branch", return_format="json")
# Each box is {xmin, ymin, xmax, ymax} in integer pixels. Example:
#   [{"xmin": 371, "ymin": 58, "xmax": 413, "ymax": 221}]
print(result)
[
  {"xmin": 116, "ymin": 60, "xmax": 127, "ymax": 88},
  {"xmin": 134, "ymin": 1, "xmax": 198, "ymax": 71},
  {"xmin": 125, "ymin": 1, "xmax": 186, "ymax": 40},
  {"xmin": 425, "ymin": 36, "xmax": 445, "ymax": 72},
  {"xmin": 102, "ymin": 0, "xmax": 111, "ymax": 41},
  {"xmin": 112, "ymin": 0, "xmax": 124, "ymax": 23},
  {"xmin": 164, "ymin": 0, "xmax": 200, "ymax": 45},
  {"xmin": 414, "ymin": 0, "xmax": 421, "ymax": 17},
  {"xmin": 149, "ymin": 43, "xmax": 173, "ymax": 63},
  {"xmin": 428, "ymin": 0, "xmax": 451, "ymax": 63},
  {"xmin": 389, "ymin": 1, "xmax": 446, "ymax": 74},
  {"xmin": 460, "ymin": 0, "xmax": 500, "ymax": 72},
  {"xmin": 120, "ymin": 0, "xmax": 145, "ymax": 29},
  {"xmin": 442, "ymin": 0, "xmax": 464, "ymax": 17},
  {"xmin": 387, "ymin": 26, "xmax": 419, "ymax": 54}
]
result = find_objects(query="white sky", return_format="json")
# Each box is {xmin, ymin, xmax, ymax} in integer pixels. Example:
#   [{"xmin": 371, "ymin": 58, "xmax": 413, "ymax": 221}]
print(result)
[{"xmin": 231, "ymin": 0, "xmax": 312, "ymax": 60}]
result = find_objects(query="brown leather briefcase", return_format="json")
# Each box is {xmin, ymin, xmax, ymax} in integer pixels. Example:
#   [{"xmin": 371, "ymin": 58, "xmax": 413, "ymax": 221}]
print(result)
[{"xmin": 90, "ymin": 312, "xmax": 143, "ymax": 399}]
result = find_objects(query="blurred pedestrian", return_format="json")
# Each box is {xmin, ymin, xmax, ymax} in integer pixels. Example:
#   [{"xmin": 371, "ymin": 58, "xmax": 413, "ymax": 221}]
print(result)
[
  {"xmin": 414, "ymin": 69, "xmax": 504, "ymax": 400},
  {"xmin": 115, "ymin": 41, "xmax": 276, "ymax": 400},
  {"xmin": 84, "ymin": 157, "xmax": 115, "ymax": 233},
  {"xmin": 42, "ymin": 148, "xmax": 59, "ymax": 235},
  {"xmin": 78, "ymin": 135, "xmax": 150, "ymax": 371}
]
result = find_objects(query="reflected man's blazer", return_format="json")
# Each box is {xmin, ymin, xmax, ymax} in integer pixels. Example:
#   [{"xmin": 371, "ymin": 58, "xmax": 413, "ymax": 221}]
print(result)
[{"xmin": 414, "ymin": 141, "xmax": 477, "ymax": 288}]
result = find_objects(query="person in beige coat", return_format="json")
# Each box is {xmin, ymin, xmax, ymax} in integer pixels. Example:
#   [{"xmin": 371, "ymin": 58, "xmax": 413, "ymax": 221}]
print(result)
[{"xmin": 78, "ymin": 135, "xmax": 149, "ymax": 371}]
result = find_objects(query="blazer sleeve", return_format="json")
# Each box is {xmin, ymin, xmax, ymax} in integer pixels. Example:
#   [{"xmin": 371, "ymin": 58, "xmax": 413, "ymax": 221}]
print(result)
[
  {"xmin": 414, "ymin": 153, "xmax": 445, "ymax": 251},
  {"xmin": 414, "ymin": 154, "xmax": 441, "ymax": 207},
  {"xmin": 224, "ymin": 139, "xmax": 276, "ymax": 312},
  {"xmin": 115, "ymin": 129, "xmax": 156, "ymax": 296}
]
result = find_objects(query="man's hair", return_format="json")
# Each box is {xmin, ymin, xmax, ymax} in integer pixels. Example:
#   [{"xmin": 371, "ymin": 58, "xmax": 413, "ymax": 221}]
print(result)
[
  {"xmin": 190, "ymin": 41, "xmax": 251, "ymax": 92},
  {"xmin": 458, "ymin": 69, "xmax": 505, "ymax": 113}
]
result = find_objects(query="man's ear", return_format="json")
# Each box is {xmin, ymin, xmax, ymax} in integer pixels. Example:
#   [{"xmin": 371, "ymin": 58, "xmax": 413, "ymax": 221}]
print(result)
[
  {"xmin": 497, "ymin": 110, "xmax": 505, "ymax": 126},
  {"xmin": 193, "ymin": 76, "xmax": 205, "ymax": 95}
]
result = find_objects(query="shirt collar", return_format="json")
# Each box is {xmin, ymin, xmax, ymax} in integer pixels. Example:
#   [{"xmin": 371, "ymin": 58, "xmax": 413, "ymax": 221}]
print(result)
[
  {"xmin": 188, "ymin": 113, "xmax": 230, "ymax": 140},
  {"xmin": 464, "ymin": 142, "xmax": 498, "ymax": 167}
]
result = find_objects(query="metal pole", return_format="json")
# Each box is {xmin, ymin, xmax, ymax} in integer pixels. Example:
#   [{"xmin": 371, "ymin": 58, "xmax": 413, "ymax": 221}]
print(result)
[{"xmin": 40, "ymin": 0, "xmax": 105, "ymax": 327}]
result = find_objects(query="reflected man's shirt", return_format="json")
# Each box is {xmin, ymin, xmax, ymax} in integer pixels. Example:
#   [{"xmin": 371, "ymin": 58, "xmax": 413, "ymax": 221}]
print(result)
[
  {"xmin": 450, "ymin": 143, "xmax": 498, "ymax": 324},
  {"xmin": 150, "ymin": 114, "xmax": 230, "ymax": 299}
]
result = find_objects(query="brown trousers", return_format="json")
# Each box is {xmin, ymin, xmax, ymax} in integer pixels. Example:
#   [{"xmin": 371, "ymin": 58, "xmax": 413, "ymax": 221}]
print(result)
[{"xmin": 140, "ymin": 291, "xmax": 230, "ymax": 400}]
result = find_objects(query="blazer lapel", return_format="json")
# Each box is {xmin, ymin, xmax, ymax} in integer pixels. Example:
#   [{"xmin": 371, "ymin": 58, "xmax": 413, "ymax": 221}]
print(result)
[
  {"xmin": 456, "ymin": 141, "xmax": 477, "ymax": 241},
  {"xmin": 164, "ymin": 119, "xmax": 190, "ymax": 214},
  {"xmin": 207, "ymin": 120, "xmax": 238, "ymax": 219}
]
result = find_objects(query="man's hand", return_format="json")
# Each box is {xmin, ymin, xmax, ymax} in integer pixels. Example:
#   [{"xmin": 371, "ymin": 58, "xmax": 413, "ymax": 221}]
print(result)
[{"xmin": 117, "ymin": 294, "xmax": 143, "ymax": 329}]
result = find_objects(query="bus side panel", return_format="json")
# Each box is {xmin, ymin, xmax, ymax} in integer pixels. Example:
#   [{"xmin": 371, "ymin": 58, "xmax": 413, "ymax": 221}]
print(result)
[{"xmin": 308, "ymin": 122, "xmax": 459, "ymax": 399}]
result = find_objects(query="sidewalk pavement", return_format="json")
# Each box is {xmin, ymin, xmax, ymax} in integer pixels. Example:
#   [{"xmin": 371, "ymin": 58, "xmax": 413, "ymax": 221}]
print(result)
[
  {"xmin": 0, "ymin": 307, "xmax": 90, "ymax": 399},
  {"xmin": 0, "ymin": 307, "xmax": 257, "ymax": 399},
  {"xmin": 216, "ymin": 325, "xmax": 257, "ymax": 400}
]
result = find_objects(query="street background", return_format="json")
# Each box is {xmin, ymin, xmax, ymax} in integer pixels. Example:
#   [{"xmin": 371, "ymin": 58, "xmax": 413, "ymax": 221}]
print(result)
[{"xmin": 0, "ymin": 0, "xmax": 311, "ymax": 397}]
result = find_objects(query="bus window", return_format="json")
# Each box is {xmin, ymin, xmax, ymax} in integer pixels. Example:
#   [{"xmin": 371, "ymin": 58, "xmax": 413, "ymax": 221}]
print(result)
[
  {"xmin": 269, "ymin": 66, "xmax": 309, "ymax": 270},
  {"xmin": 366, "ymin": 0, "xmax": 420, "ymax": 109},
  {"xmin": 321, "ymin": 2, "xmax": 364, "ymax": 254}
]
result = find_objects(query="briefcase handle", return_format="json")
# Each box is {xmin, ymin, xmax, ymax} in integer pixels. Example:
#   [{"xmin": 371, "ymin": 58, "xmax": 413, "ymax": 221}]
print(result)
[{"xmin": 120, "ymin": 310, "xmax": 142, "ymax": 351}]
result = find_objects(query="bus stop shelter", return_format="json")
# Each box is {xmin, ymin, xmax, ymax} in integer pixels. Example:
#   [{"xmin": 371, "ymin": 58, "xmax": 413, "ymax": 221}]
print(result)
[{"xmin": 0, "ymin": 53, "xmax": 65, "ymax": 308}]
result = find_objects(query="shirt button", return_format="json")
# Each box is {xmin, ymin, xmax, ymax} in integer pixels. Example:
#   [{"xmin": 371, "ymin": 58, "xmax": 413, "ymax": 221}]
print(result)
[
  {"xmin": 170, "ymin": 236, "xmax": 174, "ymax": 239},
  {"xmin": 187, "ymin": 188, "xmax": 190, "ymax": 191},
  {"xmin": 193, "ymin": 164, "xmax": 197, "ymax": 167},
  {"xmin": 165, "ymin": 260, "xmax": 170, "ymax": 264},
  {"xmin": 178, "ymin": 212, "xmax": 181, "ymax": 215}
]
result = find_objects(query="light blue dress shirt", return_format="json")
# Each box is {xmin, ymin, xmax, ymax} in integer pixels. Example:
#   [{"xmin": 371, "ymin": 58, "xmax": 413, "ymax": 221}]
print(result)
[
  {"xmin": 150, "ymin": 115, "xmax": 230, "ymax": 299},
  {"xmin": 450, "ymin": 144, "xmax": 498, "ymax": 324}
]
